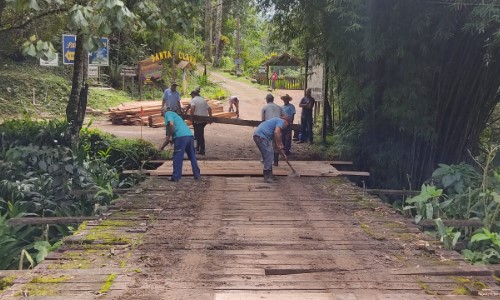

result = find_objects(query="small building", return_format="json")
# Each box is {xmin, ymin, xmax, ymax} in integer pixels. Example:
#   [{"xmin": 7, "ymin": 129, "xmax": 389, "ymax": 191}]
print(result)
[{"xmin": 261, "ymin": 53, "xmax": 304, "ymax": 90}]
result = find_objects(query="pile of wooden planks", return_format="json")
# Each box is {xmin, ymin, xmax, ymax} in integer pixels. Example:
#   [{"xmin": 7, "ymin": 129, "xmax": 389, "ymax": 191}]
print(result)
[
  {"xmin": 147, "ymin": 98, "xmax": 231, "ymax": 128},
  {"xmin": 106, "ymin": 101, "xmax": 162, "ymax": 125},
  {"xmin": 106, "ymin": 99, "xmax": 228, "ymax": 126}
]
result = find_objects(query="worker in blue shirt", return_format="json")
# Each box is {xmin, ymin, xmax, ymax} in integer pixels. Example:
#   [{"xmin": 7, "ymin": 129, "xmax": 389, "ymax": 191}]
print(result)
[
  {"xmin": 253, "ymin": 117, "xmax": 289, "ymax": 183},
  {"xmin": 160, "ymin": 108, "xmax": 200, "ymax": 182}
]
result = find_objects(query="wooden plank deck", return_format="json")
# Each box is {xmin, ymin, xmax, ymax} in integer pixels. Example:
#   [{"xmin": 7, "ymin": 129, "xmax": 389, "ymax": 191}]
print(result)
[
  {"xmin": 1, "ymin": 177, "xmax": 499, "ymax": 299},
  {"xmin": 149, "ymin": 160, "xmax": 370, "ymax": 177}
]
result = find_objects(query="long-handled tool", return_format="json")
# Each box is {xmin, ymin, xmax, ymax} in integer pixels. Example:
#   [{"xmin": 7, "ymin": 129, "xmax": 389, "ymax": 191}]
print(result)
[{"xmin": 279, "ymin": 148, "xmax": 300, "ymax": 177}]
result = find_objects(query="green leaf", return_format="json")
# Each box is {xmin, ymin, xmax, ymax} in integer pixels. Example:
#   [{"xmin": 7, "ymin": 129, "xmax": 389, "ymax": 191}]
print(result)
[
  {"xmin": 435, "ymin": 218, "xmax": 446, "ymax": 238},
  {"xmin": 452, "ymin": 231, "xmax": 461, "ymax": 248},
  {"xmin": 27, "ymin": 44, "xmax": 37, "ymax": 56},
  {"xmin": 29, "ymin": 0, "xmax": 41, "ymax": 11},
  {"xmin": 425, "ymin": 203, "xmax": 433, "ymax": 219},
  {"xmin": 38, "ymin": 161, "xmax": 47, "ymax": 171},
  {"xmin": 71, "ymin": 9, "xmax": 89, "ymax": 28},
  {"xmin": 471, "ymin": 233, "xmax": 490, "ymax": 243},
  {"xmin": 99, "ymin": 23, "xmax": 112, "ymax": 35},
  {"xmin": 34, "ymin": 241, "xmax": 50, "ymax": 263},
  {"xmin": 492, "ymin": 192, "xmax": 500, "ymax": 204},
  {"xmin": 415, "ymin": 214, "xmax": 422, "ymax": 224}
]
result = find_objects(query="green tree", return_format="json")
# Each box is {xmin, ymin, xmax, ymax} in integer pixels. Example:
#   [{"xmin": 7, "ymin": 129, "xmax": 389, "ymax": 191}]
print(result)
[
  {"xmin": 258, "ymin": 0, "xmax": 500, "ymax": 188},
  {"xmin": 1, "ymin": 0, "xmax": 201, "ymax": 142}
]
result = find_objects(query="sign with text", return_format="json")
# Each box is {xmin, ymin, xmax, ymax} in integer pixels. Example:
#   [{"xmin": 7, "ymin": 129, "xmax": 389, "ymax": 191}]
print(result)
[
  {"xmin": 139, "ymin": 58, "xmax": 162, "ymax": 85},
  {"xmin": 62, "ymin": 34, "xmax": 76, "ymax": 65},
  {"xmin": 40, "ymin": 53, "xmax": 59, "ymax": 66},
  {"xmin": 88, "ymin": 65, "xmax": 99, "ymax": 78},
  {"xmin": 62, "ymin": 35, "xmax": 109, "ymax": 66},
  {"xmin": 120, "ymin": 66, "xmax": 137, "ymax": 77}
]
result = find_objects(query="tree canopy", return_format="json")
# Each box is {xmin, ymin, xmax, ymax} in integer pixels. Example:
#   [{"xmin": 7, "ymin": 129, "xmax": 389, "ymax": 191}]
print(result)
[{"xmin": 259, "ymin": 0, "xmax": 500, "ymax": 188}]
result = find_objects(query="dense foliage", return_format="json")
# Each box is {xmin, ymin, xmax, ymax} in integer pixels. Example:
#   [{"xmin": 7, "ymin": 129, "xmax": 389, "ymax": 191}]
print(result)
[
  {"xmin": 0, "ymin": 119, "xmax": 156, "ymax": 269},
  {"xmin": 404, "ymin": 147, "xmax": 500, "ymax": 264},
  {"xmin": 259, "ymin": 0, "xmax": 500, "ymax": 189}
]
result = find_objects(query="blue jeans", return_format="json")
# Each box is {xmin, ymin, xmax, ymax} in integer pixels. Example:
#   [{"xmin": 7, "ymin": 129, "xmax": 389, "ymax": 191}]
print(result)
[
  {"xmin": 253, "ymin": 135, "xmax": 273, "ymax": 171},
  {"xmin": 300, "ymin": 115, "xmax": 313, "ymax": 143},
  {"xmin": 172, "ymin": 136, "xmax": 200, "ymax": 180},
  {"xmin": 281, "ymin": 128, "xmax": 292, "ymax": 152}
]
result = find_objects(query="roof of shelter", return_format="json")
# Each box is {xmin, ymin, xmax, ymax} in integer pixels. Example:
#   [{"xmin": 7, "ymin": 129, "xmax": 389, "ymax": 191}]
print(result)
[{"xmin": 264, "ymin": 53, "xmax": 302, "ymax": 67}]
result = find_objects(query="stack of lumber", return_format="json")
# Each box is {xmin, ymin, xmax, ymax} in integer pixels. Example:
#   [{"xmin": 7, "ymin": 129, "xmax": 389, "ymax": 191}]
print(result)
[
  {"xmin": 107, "ymin": 99, "xmax": 228, "ymax": 126},
  {"xmin": 106, "ymin": 101, "xmax": 162, "ymax": 125},
  {"xmin": 148, "ymin": 98, "xmax": 231, "ymax": 128}
]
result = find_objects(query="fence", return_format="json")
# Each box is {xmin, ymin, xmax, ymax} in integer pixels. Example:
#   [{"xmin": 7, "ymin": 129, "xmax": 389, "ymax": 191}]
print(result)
[{"xmin": 267, "ymin": 78, "xmax": 305, "ymax": 90}]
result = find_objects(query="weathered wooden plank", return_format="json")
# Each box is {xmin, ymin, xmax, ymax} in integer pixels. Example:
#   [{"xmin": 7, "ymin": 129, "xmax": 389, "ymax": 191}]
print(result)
[
  {"xmin": 330, "ymin": 161, "xmax": 353, "ymax": 165},
  {"xmin": 214, "ymin": 292, "xmax": 336, "ymax": 300},
  {"xmin": 7, "ymin": 216, "xmax": 97, "ymax": 225},
  {"xmin": 366, "ymin": 189, "xmax": 420, "ymax": 196},
  {"xmin": 417, "ymin": 219, "xmax": 484, "ymax": 228},
  {"xmin": 149, "ymin": 160, "xmax": 341, "ymax": 177},
  {"xmin": 338, "ymin": 171, "xmax": 370, "ymax": 177}
]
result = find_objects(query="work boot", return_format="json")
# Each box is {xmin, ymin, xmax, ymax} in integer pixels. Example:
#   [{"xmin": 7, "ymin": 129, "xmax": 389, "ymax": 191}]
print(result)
[
  {"xmin": 273, "ymin": 153, "xmax": 279, "ymax": 166},
  {"xmin": 263, "ymin": 170, "xmax": 273, "ymax": 183},
  {"xmin": 270, "ymin": 169, "xmax": 278, "ymax": 181}
]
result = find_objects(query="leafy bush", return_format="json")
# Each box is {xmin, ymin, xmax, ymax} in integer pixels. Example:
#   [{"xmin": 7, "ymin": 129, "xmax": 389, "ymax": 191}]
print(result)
[
  {"xmin": 0, "ymin": 118, "xmax": 70, "ymax": 150},
  {"xmin": 0, "ymin": 119, "xmax": 156, "ymax": 269},
  {"xmin": 405, "ymin": 146, "xmax": 500, "ymax": 263},
  {"xmin": 404, "ymin": 184, "xmax": 447, "ymax": 223},
  {"xmin": 463, "ymin": 228, "xmax": 500, "ymax": 264},
  {"xmin": 80, "ymin": 127, "xmax": 158, "ymax": 170}
]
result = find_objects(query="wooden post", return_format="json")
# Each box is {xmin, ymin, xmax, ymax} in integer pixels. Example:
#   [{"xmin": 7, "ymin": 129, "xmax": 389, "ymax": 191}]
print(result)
[{"xmin": 139, "ymin": 63, "xmax": 143, "ymax": 100}]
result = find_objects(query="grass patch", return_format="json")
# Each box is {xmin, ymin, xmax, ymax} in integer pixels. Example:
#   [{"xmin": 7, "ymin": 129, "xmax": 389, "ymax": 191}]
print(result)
[
  {"xmin": 416, "ymin": 279, "xmax": 438, "ymax": 295},
  {"xmin": 0, "ymin": 65, "xmax": 70, "ymax": 117},
  {"xmin": 99, "ymin": 273, "xmax": 117, "ymax": 294},
  {"xmin": 48, "ymin": 259, "xmax": 91, "ymax": 270},
  {"xmin": 0, "ymin": 57, "xmax": 137, "ymax": 118},
  {"xmin": 13, "ymin": 275, "xmax": 70, "ymax": 297},
  {"xmin": 87, "ymin": 88, "xmax": 135, "ymax": 111},
  {"xmin": 99, "ymin": 220, "xmax": 137, "ymax": 227},
  {"xmin": 0, "ymin": 275, "xmax": 16, "ymax": 291},
  {"xmin": 31, "ymin": 275, "xmax": 70, "ymax": 283},
  {"xmin": 360, "ymin": 223, "xmax": 386, "ymax": 241}
]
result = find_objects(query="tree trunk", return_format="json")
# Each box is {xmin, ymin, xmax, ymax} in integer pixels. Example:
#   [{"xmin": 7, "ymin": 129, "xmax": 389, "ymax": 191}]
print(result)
[
  {"xmin": 236, "ymin": 14, "xmax": 241, "ymax": 59},
  {"xmin": 66, "ymin": 31, "xmax": 88, "ymax": 145},
  {"xmin": 213, "ymin": 0, "xmax": 223, "ymax": 66},
  {"xmin": 204, "ymin": 0, "xmax": 212, "ymax": 62}
]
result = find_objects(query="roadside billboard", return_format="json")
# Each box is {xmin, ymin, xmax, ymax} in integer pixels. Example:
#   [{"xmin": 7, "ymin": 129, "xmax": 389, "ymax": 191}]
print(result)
[{"xmin": 62, "ymin": 34, "xmax": 109, "ymax": 66}]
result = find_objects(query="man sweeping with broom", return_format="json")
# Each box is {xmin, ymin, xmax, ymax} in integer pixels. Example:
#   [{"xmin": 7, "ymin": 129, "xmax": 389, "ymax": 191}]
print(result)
[{"xmin": 253, "ymin": 117, "xmax": 289, "ymax": 183}]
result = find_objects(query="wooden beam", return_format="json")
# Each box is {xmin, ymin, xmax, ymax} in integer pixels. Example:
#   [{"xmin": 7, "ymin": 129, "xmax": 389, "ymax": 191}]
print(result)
[
  {"xmin": 417, "ymin": 219, "xmax": 484, "ymax": 228},
  {"xmin": 330, "ymin": 161, "xmax": 353, "ymax": 165},
  {"xmin": 338, "ymin": 171, "xmax": 370, "ymax": 177},
  {"xmin": 179, "ymin": 114, "xmax": 301, "ymax": 131},
  {"xmin": 7, "ymin": 216, "xmax": 97, "ymax": 225},
  {"xmin": 366, "ymin": 189, "xmax": 419, "ymax": 196}
]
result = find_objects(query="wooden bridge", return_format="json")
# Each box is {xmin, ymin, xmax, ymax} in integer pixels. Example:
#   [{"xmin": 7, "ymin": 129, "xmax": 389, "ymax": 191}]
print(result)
[{"xmin": 1, "ymin": 175, "xmax": 499, "ymax": 299}]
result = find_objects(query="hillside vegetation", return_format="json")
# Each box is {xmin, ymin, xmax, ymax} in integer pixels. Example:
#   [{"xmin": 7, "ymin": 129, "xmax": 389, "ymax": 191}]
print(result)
[{"xmin": 0, "ymin": 58, "xmax": 136, "ymax": 118}]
